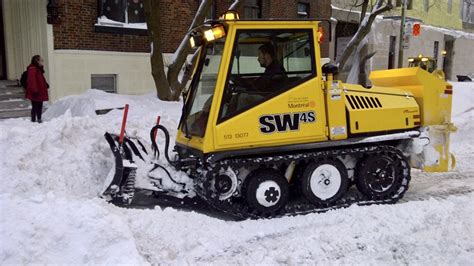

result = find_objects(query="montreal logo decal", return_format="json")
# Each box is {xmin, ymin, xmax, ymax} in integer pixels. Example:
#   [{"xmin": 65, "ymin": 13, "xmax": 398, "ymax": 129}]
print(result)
[{"xmin": 259, "ymin": 111, "xmax": 316, "ymax": 134}]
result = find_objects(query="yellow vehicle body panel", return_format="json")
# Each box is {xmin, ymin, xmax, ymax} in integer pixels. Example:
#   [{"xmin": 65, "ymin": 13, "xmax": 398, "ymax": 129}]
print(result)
[
  {"xmin": 370, "ymin": 67, "xmax": 455, "ymax": 172},
  {"xmin": 177, "ymin": 20, "xmax": 326, "ymax": 154},
  {"xmin": 325, "ymin": 80, "xmax": 348, "ymax": 140},
  {"xmin": 342, "ymin": 83, "xmax": 420, "ymax": 134},
  {"xmin": 370, "ymin": 67, "xmax": 452, "ymax": 126},
  {"xmin": 214, "ymin": 78, "xmax": 327, "ymax": 151}
]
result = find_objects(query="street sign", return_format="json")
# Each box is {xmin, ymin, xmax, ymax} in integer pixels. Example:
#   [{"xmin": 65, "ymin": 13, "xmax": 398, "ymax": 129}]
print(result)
[
  {"xmin": 402, "ymin": 34, "xmax": 410, "ymax": 49},
  {"xmin": 405, "ymin": 21, "xmax": 413, "ymax": 37}
]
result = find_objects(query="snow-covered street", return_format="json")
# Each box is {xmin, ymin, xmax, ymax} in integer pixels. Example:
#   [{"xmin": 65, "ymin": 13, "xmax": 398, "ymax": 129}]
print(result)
[{"xmin": 1, "ymin": 83, "xmax": 473, "ymax": 264}]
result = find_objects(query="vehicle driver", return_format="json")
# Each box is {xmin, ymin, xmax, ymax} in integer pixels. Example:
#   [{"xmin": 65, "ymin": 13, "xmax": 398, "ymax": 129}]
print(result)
[
  {"xmin": 229, "ymin": 44, "xmax": 287, "ymax": 113},
  {"xmin": 254, "ymin": 43, "xmax": 287, "ymax": 91}
]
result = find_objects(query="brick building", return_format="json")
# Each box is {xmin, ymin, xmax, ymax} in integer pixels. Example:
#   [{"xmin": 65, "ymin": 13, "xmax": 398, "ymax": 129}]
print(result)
[{"xmin": 0, "ymin": 0, "xmax": 330, "ymax": 101}]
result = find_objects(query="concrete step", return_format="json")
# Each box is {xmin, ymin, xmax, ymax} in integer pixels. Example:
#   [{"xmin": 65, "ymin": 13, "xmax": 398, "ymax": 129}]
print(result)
[
  {"xmin": 0, "ymin": 80, "xmax": 19, "ymax": 88},
  {"xmin": 0, "ymin": 86, "xmax": 24, "ymax": 95},
  {"xmin": 0, "ymin": 81, "xmax": 44, "ymax": 119},
  {"xmin": 0, "ymin": 99, "xmax": 31, "ymax": 110},
  {"xmin": 0, "ymin": 93, "xmax": 24, "ymax": 101},
  {"xmin": 0, "ymin": 109, "xmax": 31, "ymax": 119}
]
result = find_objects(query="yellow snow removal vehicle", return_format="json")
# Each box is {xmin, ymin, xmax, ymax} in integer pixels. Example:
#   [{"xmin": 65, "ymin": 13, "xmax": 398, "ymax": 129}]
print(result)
[
  {"xmin": 101, "ymin": 11, "xmax": 456, "ymax": 219},
  {"xmin": 408, "ymin": 54, "xmax": 446, "ymax": 80}
]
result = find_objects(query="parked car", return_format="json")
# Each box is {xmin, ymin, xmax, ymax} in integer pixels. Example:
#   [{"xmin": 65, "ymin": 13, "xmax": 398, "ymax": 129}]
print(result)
[{"xmin": 457, "ymin": 73, "xmax": 473, "ymax": 82}]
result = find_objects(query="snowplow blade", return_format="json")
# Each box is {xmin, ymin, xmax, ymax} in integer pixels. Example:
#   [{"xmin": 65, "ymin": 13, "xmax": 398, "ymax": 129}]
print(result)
[
  {"xmin": 101, "ymin": 131, "xmax": 212, "ymax": 214},
  {"xmin": 101, "ymin": 132, "xmax": 142, "ymax": 205}
]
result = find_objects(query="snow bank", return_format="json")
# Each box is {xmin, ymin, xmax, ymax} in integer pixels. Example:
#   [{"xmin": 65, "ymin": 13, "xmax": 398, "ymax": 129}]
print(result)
[
  {"xmin": 0, "ymin": 83, "xmax": 473, "ymax": 264},
  {"xmin": 43, "ymin": 89, "xmax": 162, "ymax": 120},
  {"xmin": 450, "ymin": 81, "xmax": 474, "ymax": 159},
  {"xmin": 1, "ymin": 195, "xmax": 145, "ymax": 264}
]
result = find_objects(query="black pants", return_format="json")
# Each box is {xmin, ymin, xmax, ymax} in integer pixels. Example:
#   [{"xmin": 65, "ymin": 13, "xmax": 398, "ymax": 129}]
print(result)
[{"xmin": 31, "ymin": 101, "xmax": 43, "ymax": 122}]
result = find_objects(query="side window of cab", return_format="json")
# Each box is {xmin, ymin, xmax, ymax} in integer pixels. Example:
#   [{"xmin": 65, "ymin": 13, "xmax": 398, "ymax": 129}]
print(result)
[{"xmin": 218, "ymin": 29, "xmax": 316, "ymax": 123}]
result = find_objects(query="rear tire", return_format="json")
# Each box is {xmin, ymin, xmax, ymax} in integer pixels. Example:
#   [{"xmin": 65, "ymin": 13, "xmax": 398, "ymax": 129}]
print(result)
[
  {"xmin": 300, "ymin": 158, "xmax": 349, "ymax": 205},
  {"xmin": 243, "ymin": 169, "xmax": 289, "ymax": 215},
  {"xmin": 355, "ymin": 149, "xmax": 408, "ymax": 200}
]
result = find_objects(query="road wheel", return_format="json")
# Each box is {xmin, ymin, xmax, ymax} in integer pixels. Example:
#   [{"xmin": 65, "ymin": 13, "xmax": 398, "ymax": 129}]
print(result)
[
  {"xmin": 355, "ymin": 151, "xmax": 406, "ymax": 200},
  {"xmin": 243, "ymin": 169, "xmax": 289, "ymax": 215},
  {"xmin": 300, "ymin": 158, "xmax": 349, "ymax": 205}
]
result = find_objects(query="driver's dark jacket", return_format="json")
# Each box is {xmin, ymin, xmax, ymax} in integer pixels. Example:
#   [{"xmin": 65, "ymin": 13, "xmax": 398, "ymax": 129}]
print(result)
[{"xmin": 254, "ymin": 61, "xmax": 287, "ymax": 92}]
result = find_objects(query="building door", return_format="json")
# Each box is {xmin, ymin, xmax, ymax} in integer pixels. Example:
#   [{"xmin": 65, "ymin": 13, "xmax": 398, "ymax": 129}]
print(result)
[
  {"xmin": 443, "ymin": 36, "xmax": 455, "ymax": 80},
  {"xmin": 388, "ymin": 36, "xmax": 396, "ymax": 69},
  {"xmin": 0, "ymin": 0, "xmax": 7, "ymax": 80}
]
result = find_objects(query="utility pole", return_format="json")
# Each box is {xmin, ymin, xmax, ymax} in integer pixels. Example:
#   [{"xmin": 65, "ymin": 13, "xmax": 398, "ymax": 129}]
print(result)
[{"xmin": 397, "ymin": 0, "xmax": 407, "ymax": 68}]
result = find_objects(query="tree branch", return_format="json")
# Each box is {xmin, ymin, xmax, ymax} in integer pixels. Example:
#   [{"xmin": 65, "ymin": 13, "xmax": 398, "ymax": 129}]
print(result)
[
  {"xmin": 144, "ymin": 0, "xmax": 173, "ymax": 100},
  {"xmin": 165, "ymin": 0, "xmax": 212, "ymax": 99},
  {"xmin": 229, "ymin": 0, "xmax": 241, "ymax": 10},
  {"xmin": 336, "ymin": 0, "xmax": 393, "ymax": 72},
  {"xmin": 360, "ymin": 0, "xmax": 369, "ymax": 24}
]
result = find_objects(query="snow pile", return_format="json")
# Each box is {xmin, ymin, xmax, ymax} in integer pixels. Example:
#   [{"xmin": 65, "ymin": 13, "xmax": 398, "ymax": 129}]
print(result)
[
  {"xmin": 1, "ymin": 83, "xmax": 473, "ymax": 264},
  {"xmin": 42, "ymin": 93, "xmax": 96, "ymax": 119},
  {"xmin": 1, "ymin": 195, "xmax": 145, "ymax": 264},
  {"xmin": 96, "ymin": 15, "xmax": 147, "ymax": 30},
  {"xmin": 450, "ymin": 82, "xmax": 474, "ymax": 158},
  {"xmin": 43, "ymin": 89, "xmax": 163, "ymax": 120}
]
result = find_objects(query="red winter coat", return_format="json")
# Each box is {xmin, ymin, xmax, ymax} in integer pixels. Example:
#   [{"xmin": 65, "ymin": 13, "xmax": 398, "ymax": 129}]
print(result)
[{"xmin": 25, "ymin": 64, "xmax": 49, "ymax": 102}]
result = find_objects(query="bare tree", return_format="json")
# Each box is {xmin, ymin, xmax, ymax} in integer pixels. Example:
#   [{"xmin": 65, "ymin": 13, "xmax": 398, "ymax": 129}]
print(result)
[
  {"xmin": 336, "ymin": 0, "xmax": 393, "ymax": 72},
  {"xmin": 143, "ymin": 0, "xmax": 241, "ymax": 101}
]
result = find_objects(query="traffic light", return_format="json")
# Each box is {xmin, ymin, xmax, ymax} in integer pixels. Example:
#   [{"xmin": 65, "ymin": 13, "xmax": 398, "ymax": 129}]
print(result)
[{"xmin": 413, "ymin": 23, "xmax": 421, "ymax": 37}]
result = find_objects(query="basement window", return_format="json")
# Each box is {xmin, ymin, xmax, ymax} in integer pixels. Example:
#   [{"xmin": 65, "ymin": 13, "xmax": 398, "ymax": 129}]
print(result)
[{"xmin": 91, "ymin": 74, "xmax": 117, "ymax": 93}]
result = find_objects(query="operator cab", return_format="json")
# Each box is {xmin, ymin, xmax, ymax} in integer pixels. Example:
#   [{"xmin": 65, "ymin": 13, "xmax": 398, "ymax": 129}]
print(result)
[{"xmin": 181, "ymin": 12, "xmax": 322, "ymax": 141}]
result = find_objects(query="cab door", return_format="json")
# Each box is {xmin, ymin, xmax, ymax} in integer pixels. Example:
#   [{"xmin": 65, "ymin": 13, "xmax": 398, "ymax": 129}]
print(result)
[{"xmin": 212, "ymin": 24, "xmax": 328, "ymax": 152}]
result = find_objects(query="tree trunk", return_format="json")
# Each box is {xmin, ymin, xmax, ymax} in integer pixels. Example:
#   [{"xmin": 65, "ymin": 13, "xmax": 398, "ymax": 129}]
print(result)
[
  {"xmin": 336, "ymin": 0, "xmax": 393, "ymax": 72},
  {"xmin": 144, "ymin": 0, "xmax": 174, "ymax": 101},
  {"xmin": 144, "ymin": 0, "xmax": 242, "ymax": 101}
]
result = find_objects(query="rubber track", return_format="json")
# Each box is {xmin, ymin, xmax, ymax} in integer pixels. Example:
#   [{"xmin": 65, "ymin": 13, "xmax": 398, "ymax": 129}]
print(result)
[{"xmin": 194, "ymin": 145, "xmax": 411, "ymax": 220}]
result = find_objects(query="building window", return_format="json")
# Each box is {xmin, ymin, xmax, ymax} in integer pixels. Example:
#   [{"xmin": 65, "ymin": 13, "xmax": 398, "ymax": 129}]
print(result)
[
  {"xmin": 297, "ymin": 2, "xmax": 310, "ymax": 18},
  {"xmin": 448, "ymin": 0, "xmax": 452, "ymax": 14},
  {"xmin": 99, "ymin": 0, "xmax": 145, "ymax": 24},
  {"xmin": 91, "ymin": 74, "xmax": 117, "ymax": 93},
  {"xmin": 461, "ymin": 0, "xmax": 474, "ymax": 24},
  {"xmin": 433, "ymin": 41, "xmax": 439, "ymax": 60},
  {"xmin": 244, "ymin": 0, "xmax": 262, "ymax": 19},
  {"xmin": 397, "ymin": 0, "xmax": 413, "ymax": 9}
]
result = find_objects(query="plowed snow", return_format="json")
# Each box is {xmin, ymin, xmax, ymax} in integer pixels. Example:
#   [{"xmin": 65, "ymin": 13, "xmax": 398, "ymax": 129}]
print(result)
[{"xmin": 1, "ymin": 82, "xmax": 473, "ymax": 264}]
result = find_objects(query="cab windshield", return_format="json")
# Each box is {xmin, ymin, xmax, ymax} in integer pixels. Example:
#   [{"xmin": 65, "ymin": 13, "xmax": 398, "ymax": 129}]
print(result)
[{"xmin": 183, "ymin": 38, "xmax": 226, "ymax": 138}]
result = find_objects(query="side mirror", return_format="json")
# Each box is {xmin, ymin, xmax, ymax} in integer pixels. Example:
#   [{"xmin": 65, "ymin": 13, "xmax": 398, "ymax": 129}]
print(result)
[{"xmin": 322, "ymin": 63, "xmax": 339, "ymax": 75}]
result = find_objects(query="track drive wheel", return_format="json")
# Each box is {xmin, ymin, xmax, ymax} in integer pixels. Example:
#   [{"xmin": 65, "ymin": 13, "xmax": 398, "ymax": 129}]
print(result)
[
  {"xmin": 243, "ymin": 169, "xmax": 289, "ymax": 216},
  {"xmin": 300, "ymin": 158, "xmax": 349, "ymax": 205},
  {"xmin": 355, "ymin": 149, "xmax": 408, "ymax": 200}
]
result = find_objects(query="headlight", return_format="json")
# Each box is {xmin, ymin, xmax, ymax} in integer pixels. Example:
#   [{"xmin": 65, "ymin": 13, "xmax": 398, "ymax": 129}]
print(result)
[
  {"xmin": 189, "ymin": 37, "xmax": 196, "ymax": 49},
  {"xmin": 203, "ymin": 25, "xmax": 226, "ymax": 42}
]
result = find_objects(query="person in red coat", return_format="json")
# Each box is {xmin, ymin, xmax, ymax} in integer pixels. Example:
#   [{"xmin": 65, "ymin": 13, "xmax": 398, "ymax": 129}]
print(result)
[{"xmin": 25, "ymin": 55, "xmax": 49, "ymax": 123}]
